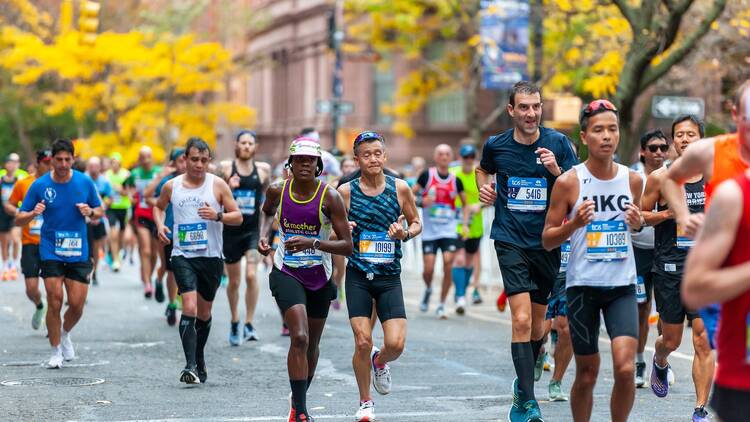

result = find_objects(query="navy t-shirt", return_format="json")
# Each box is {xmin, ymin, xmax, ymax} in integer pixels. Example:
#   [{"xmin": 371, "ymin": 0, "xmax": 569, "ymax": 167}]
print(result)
[
  {"xmin": 21, "ymin": 170, "xmax": 102, "ymax": 262},
  {"xmin": 479, "ymin": 126, "xmax": 577, "ymax": 249}
]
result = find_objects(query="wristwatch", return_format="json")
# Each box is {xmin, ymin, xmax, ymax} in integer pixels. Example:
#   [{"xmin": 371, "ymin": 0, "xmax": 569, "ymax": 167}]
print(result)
[
  {"xmin": 215, "ymin": 211, "xmax": 223, "ymax": 222},
  {"xmin": 88, "ymin": 209, "xmax": 95, "ymax": 218},
  {"xmin": 403, "ymin": 231, "xmax": 411, "ymax": 243},
  {"xmin": 312, "ymin": 239, "xmax": 321, "ymax": 250}
]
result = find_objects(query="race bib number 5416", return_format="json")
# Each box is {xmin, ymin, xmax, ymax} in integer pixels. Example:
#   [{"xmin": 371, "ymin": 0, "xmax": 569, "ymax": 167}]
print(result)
[{"xmin": 507, "ymin": 177, "xmax": 547, "ymax": 212}]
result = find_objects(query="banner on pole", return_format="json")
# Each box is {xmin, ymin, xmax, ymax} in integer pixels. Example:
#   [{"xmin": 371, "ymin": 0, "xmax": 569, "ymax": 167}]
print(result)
[{"xmin": 480, "ymin": 0, "xmax": 530, "ymax": 90}]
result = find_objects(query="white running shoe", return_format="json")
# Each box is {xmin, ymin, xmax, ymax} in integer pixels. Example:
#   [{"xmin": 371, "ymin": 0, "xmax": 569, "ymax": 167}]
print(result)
[
  {"xmin": 667, "ymin": 366, "xmax": 675, "ymax": 386},
  {"xmin": 370, "ymin": 346, "xmax": 391, "ymax": 395},
  {"xmin": 47, "ymin": 347, "xmax": 63, "ymax": 369},
  {"xmin": 61, "ymin": 333, "xmax": 75, "ymax": 361},
  {"xmin": 355, "ymin": 400, "xmax": 376, "ymax": 421},
  {"xmin": 31, "ymin": 300, "xmax": 46, "ymax": 330},
  {"xmin": 436, "ymin": 304, "xmax": 447, "ymax": 320},
  {"xmin": 456, "ymin": 297, "xmax": 466, "ymax": 315}
]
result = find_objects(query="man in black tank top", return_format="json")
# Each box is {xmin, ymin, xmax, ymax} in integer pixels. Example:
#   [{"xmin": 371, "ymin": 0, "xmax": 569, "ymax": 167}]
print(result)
[
  {"xmin": 221, "ymin": 131, "xmax": 271, "ymax": 346},
  {"xmin": 641, "ymin": 115, "xmax": 713, "ymax": 421}
]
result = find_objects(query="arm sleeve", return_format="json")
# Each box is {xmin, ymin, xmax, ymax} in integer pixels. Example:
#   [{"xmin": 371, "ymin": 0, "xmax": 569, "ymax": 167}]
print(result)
[
  {"xmin": 19, "ymin": 182, "xmax": 38, "ymax": 212},
  {"xmin": 479, "ymin": 137, "xmax": 498, "ymax": 174},
  {"xmin": 455, "ymin": 177, "xmax": 464, "ymax": 194},
  {"xmin": 416, "ymin": 171, "xmax": 429, "ymax": 189}
]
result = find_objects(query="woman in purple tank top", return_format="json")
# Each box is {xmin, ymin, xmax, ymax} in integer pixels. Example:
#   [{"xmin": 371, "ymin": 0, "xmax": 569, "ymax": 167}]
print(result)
[{"xmin": 258, "ymin": 137, "xmax": 352, "ymax": 422}]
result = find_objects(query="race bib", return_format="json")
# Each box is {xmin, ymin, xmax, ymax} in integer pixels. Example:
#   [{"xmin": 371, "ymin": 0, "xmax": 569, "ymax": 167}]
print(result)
[
  {"xmin": 135, "ymin": 179, "xmax": 150, "ymax": 208},
  {"xmin": 585, "ymin": 220, "xmax": 628, "ymax": 261},
  {"xmin": 234, "ymin": 190, "xmax": 256, "ymax": 215},
  {"xmin": 177, "ymin": 223, "xmax": 208, "ymax": 251},
  {"xmin": 636, "ymin": 276, "xmax": 647, "ymax": 304},
  {"xmin": 675, "ymin": 223, "xmax": 694, "ymax": 249},
  {"xmin": 283, "ymin": 233, "xmax": 323, "ymax": 268},
  {"xmin": 559, "ymin": 241, "xmax": 571, "ymax": 273},
  {"xmin": 1, "ymin": 186, "xmax": 11, "ymax": 202},
  {"xmin": 29, "ymin": 215, "xmax": 43, "ymax": 236},
  {"xmin": 507, "ymin": 177, "xmax": 547, "ymax": 212},
  {"xmin": 54, "ymin": 231, "xmax": 82, "ymax": 257},
  {"xmin": 429, "ymin": 204, "xmax": 455, "ymax": 225},
  {"xmin": 359, "ymin": 232, "xmax": 395, "ymax": 264}
]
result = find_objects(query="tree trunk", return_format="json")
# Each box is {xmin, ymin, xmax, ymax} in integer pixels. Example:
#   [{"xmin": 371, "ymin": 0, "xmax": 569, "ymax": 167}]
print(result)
[
  {"xmin": 11, "ymin": 102, "xmax": 33, "ymax": 161},
  {"xmin": 464, "ymin": 50, "xmax": 482, "ymax": 145}
]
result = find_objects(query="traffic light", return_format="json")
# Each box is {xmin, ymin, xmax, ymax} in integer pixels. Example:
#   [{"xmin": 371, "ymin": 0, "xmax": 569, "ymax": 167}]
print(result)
[{"xmin": 78, "ymin": 0, "xmax": 100, "ymax": 46}]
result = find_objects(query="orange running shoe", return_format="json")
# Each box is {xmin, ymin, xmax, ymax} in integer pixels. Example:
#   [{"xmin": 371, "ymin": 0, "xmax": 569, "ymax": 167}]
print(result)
[{"xmin": 497, "ymin": 290, "xmax": 507, "ymax": 312}]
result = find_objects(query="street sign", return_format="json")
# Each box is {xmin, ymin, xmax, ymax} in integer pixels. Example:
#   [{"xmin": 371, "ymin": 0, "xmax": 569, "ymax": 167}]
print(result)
[
  {"xmin": 651, "ymin": 96, "xmax": 705, "ymax": 120},
  {"xmin": 316, "ymin": 100, "xmax": 354, "ymax": 115}
]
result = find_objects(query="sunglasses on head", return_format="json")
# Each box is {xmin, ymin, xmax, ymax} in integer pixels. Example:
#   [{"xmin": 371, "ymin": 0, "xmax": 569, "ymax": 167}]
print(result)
[
  {"xmin": 583, "ymin": 99, "xmax": 618, "ymax": 116},
  {"xmin": 646, "ymin": 144, "xmax": 669, "ymax": 153},
  {"xmin": 353, "ymin": 131, "xmax": 385, "ymax": 148}
]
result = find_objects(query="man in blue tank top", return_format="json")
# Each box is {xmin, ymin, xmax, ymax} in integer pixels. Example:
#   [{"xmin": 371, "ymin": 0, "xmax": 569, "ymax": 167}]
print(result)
[{"xmin": 337, "ymin": 131, "xmax": 422, "ymax": 421}]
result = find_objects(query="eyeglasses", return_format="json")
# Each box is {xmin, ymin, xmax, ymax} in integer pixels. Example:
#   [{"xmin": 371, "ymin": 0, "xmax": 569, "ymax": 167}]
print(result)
[
  {"xmin": 646, "ymin": 144, "xmax": 669, "ymax": 153},
  {"xmin": 583, "ymin": 99, "xmax": 618, "ymax": 116},
  {"xmin": 353, "ymin": 131, "xmax": 385, "ymax": 148}
]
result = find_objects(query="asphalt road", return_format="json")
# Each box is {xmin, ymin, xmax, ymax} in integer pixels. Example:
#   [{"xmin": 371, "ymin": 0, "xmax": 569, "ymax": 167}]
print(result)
[{"xmin": 1, "ymin": 257, "xmax": 704, "ymax": 421}]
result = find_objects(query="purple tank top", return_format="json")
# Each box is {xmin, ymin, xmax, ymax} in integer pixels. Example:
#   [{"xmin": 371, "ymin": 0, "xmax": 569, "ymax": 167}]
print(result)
[{"xmin": 278, "ymin": 179, "xmax": 330, "ymax": 290}]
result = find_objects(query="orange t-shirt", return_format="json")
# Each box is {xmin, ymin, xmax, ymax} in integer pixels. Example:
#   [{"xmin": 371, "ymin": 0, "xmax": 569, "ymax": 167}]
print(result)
[
  {"xmin": 8, "ymin": 175, "xmax": 39, "ymax": 245},
  {"xmin": 706, "ymin": 133, "xmax": 750, "ymax": 204}
]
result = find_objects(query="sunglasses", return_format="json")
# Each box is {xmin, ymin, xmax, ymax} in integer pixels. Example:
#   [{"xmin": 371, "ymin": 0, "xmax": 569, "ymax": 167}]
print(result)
[
  {"xmin": 353, "ymin": 131, "xmax": 385, "ymax": 148},
  {"xmin": 583, "ymin": 99, "xmax": 618, "ymax": 116},
  {"xmin": 646, "ymin": 144, "xmax": 669, "ymax": 153}
]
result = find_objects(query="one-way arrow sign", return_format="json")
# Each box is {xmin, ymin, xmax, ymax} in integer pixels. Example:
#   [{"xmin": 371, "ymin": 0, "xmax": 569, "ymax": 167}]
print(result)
[{"xmin": 651, "ymin": 96, "xmax": 705, "ymax": 120}]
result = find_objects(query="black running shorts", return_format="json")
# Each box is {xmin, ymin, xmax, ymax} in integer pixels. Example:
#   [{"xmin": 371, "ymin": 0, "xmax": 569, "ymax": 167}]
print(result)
[
  {"xmin": 545, "ymin": 273, "xmax": 567, "ymax": 320},
  {"xmin": 494, "ymin": 240, "xmax": 559, "ymax": 305},
  {"xmin": 345, "ymin": 266, "xmax": 406, "ymax": 322},
  {"xmin": 21, "ymin": 244, "xmax": 41, "ymax": 278},
  {"xmin": 171, "ymin": 255, "xmax": 223, "ymax": 302},
  {"xmin": 106, "ymin": 208, "xmax": 128, "ymax": 230},
  {"xmin": 269, "ymin": 267, "xmax": 336, "ymax": 319},
  {"xmin": 41, "ymin": 260, "xmax": 92, "ymax": 284},
  {"xmin": 711, "ymin": 384, "xmax": 750, "ymax": 422},
  {"xmin": 163, "ymin": 243, "xmax": 173, "ymax": 272},
  {"xmin": 0, "ymin": 213, "xmax": 13, "ymax": 232},
  {"xmin": 136, "ymin": 216, "xmax": 158, "ymax": 238},
  {"xmin": 223, "ymin": 230, "xmax": 260, "ymax": 264},
  {"xmin": 633, "ymin": 246, "xmax": 654, "ymax": 303},
  {"xmin": 566, "ymin": 285, "xmax": 638, "ymax": 355},
  {"xmin": 422, "ymin": 238, "xmax": 459, "ymax": 255},
  {"xmin": 457, "ymin": 237, "xmax": 482, "ymax": 254},
  {"xmin": 653, "ymin": 271, "xmax": 698, "ymax": 324}
]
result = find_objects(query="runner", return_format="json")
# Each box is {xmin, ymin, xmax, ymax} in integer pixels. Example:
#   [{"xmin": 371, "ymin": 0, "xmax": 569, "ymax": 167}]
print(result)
[
  {"xmin": 682, "ymin": 169, "xmax": 750, "ymax": 422},
  {"xmin": 413, "ymin": 144, "xmax": 469, "ymax": 319},
  {"xmin": 450, "ymin": 144, "xmax": 484, "ymax": 312},
  {"xmin": 145, "ymin": 148, "xmax": 186, "ymax": 326},
  {"xmin": 85, "ymin": 157, "xmax": 113, "ymax": 286},
  {"xmin": 16, "ymin": 139, "xmax": 103, "ymax": 368},
  {"xmin": 337, "ymin": 131, "xmax": 421, "ymax": 421},
  {"xmin": 331, "ymin": 156, "xmax": 358, "ymax": 311},
  {"xmin": 105, "ymin": 152, "xmax": 131, "ymax": 273},
  {"xmin": 126, "ymin": 146, "xmax": 162, "ymax": 298},
  {"xmin": 542, "ymin": 235, "xmax": 573, "ymax": 402},
  {"xmin": 542, "ymin": 99, "xmax": 642, "ymax": 422},
  {"xmin": 632, "ymin": 129, "xmax": 667, "ymax": 387},
  {"xmin": 640, "ymin": 115, "xmax": 713, "ymax": 421},
  {"xmin": 476, "ymin": 81, "xmax": 577, "ymax": 421},
  {"xmin": 1, "ymin": 153, "xmax": 26, "ymax": 280},
  {"xmin": 4, "ymin": 149, "xmax": 51, "ymax": 330},
  {"xmin": 222, "ymin": 130, "xmax": 270, "ymax": 345},
  {"xmin": 257, "ymin": 137, "xmax": 352, "ymax": 422},
  {"xmin": 153, "ymin": 138, "xmax": 242, "ymax": 384}
]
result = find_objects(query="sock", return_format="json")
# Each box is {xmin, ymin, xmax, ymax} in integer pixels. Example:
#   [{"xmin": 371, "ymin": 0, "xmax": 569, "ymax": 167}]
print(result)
[
  {"xmin": 531, "ymin": 338, "xmax": 545, "ymax": 362},
  {"xmin": 195, "ymin": 317, "xmax": 212, "ymax": 366},
  {"xmin": 373, "ymin": 350, "xmax": 385, "ymax": 369},
  {"xmin": 231, "ymin": 320, "xmax": 239, "ymax": 332},
  {"xmin": 654, "ymin": 360, "xmax": 668, "ymax": 377},
  {"xmin": 451, "ymin": 267, "xmax": 466, "ymax": 299},
  {"xmin": 168, "ymin": 301, "xmax": 177, "ymax": 310},
  {"xmin": 290, "ymin": 379, "xmax": 308, "ymax": 415},
  {"xmin": 636, "ymin": 353, "xmax": 645, "ymax": 363},
  {"xmin": 62, "ymin": 328, "xmax": 70, "ymax": 339},
  {"xmin": 179, "ymin": 315, "xmax": 197, "ymax": 367},
  {"xmin": 511, "ymin": 342, "xmax": 536, "ymax": 402},
  {"xmin": 306, "ymin": 376, "xmax": 314, "ymax": 392}
]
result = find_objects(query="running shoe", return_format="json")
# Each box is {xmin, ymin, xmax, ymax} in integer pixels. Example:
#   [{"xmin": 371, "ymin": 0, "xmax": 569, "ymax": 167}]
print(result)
[
  {"xmin": 31, "ymin": 300, "xmax": 46, "ymax": 330},
  {"xmin": 419, "ymin": 288, "xmax": 432, "ymax": 312},
  {"xmin": 196, "ymin": 361, "xmax": 207, "ymax": 383},
  {"xmin": 436, "ymin": 304, "xmax": 447, "ymax": 320},
  {"xmin": 281, "ymin": 323, "xmax": 290, "ymax": 337},
  {"xmin": 497, "ymin": 290, "xmax": 507, "ymax": 312},
  {"xmin": 296, "ymin": 413, "xmax": 313, "ymax": 422},
  {"xmin": 229, "ymin": 322, "xmax": 242, "ymax": 346},
  {"xmin": 667, "ymin": 366, "xmax": 675, "ymax": 386},
  {"xmin": 692, "ymin": 405, "xmax": 709, "ymax": 422},
  {"xmin": 355, "ymin": 400, "xmax": 375, "ymax": 421},
  {"xmin": 61, "ymin": 334, "xmax": 75, "ymax": 361},
  {"xmin": 180, "ymin": 366, "xmax": 200, "ymax": 384},
  {"xmin": 244, "ymin": 323, "xmax": 259, "ymax": 342},
  {"xmin": 508, "ymin": 378, "xmax": 525, "ymax": 422},
  {"xmin": 47, "ymin": 347, "xmax": 63, "ymax": 369},
  {"xmin": 331, "ymin": 299, "xmax": 341, "ymax": 311},
  {"xmin": 543, "ymin": 353, "xmax": 552, "ymax": 371},
  {"xmin": 371, "ymin": 346, "xmax": 391, "ymax": 395},
  {"xmin": 154, "ymin": 282, "xmax": 165, "ymax": 303},
  {"xmin": 548, "ymin": 380, "xmax": 568, "ymax": 402},
  {"xmin": 1, "ymin": 269, "xmax": 10, "ymax": 281},
  {"xmin": 9, "ymin": 267, "xmax": 18, "ymax": 280},
  {"xmin": 534, "ymin": 351, "xmax": 546, "ymax": 382},
  {"xmin": 456, "ymin": 296, "xmax": 466, "ymax": 315},
  {"xmin": 165, "ymin": 304, "xmax": 177, "ymax": 327},
  {"xmin": 287, "ymin": 392, "xmax": 295, "ymax": 422},
  {"xmin": 472, "ymin": 288, "xmax": 483, "ymax": 304},
  {"xmin": 144, "ymin": 284, "xmax": 153, "ymax": 299},
  {"xmin": 635, "ymin": 361, "xmax": 646, "ymax": 388},
  {"xmin": 105, "ymin": 252, "xmax": 113, "ymax": 269},
  {"xmin": 650, "ymin": 358, "xmax": 670, "ymax": 398},
  {"xmin": 220, "ymin": 274, "xmax": 228, "ymax": 288},
  {"xmin": 111, "ymin": 260, "xmax": 120, "ymax": 273},
  {"xmin": 522, "ymin": 400, "xmax": 544, "ymax": 421}
]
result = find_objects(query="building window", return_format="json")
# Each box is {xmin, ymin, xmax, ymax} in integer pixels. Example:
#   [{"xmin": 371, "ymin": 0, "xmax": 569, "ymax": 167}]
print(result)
[
  {"xmin": 427, "ymin": 89, "xmax": 466, "ymax": 125},
  {"xmin": 372, "ymin": 64, "xmax": 394, "ymax": 125}
]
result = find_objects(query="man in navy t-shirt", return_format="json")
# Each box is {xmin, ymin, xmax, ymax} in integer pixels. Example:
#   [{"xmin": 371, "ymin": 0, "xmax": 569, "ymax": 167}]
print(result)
[
  {"xmin": 476, "ymin": 81, "xmax": 577, "ymax": 421},
  {"xmin": 17, "ymin": 139, "xmax": 103, "ymax": 369}
]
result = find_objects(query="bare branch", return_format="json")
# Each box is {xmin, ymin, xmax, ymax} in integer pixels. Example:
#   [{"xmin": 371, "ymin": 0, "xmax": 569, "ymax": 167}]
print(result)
[{"xmin": 611, "ymin": 0, "xmax": 637, "ymax": 30}]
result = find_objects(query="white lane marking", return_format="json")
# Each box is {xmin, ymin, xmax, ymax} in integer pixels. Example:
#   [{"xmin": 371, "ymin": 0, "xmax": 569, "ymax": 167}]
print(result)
[
  {"xmin": 100, "ymin": 411, "xmax": 467, "ymax": 422},
  {"xmin": 110, "ymin": 341, "xmax": 165, "ymax": 348}
]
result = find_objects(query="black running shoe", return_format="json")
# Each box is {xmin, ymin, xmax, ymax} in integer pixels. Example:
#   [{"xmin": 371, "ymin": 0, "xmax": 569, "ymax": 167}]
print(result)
[
  {"xmin": 155, "ymin": 282, "xmax": 165, "ymax": 303},
  {"xmin": 180, "ymin": 366, "xmax": 200, "ymax": 384},
  {"xmin": 165, "ymin": 305, "xmax": 177, "ymax": 327},
  {"xmin": 197, "ymin": 361, "xmax": 207, "ymax": 383}
]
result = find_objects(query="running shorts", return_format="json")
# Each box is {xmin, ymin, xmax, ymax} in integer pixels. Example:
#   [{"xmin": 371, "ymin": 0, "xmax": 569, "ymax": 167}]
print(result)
[
  {"xmin": 171, "ymin": 256, "xmax": 223, "ymax": 302},
  {"xmin": 41, "ymin": 260, "xmax": 92, "ymax": 284},
  {"xmin": 566, "ymin": 285, "xmax": 638, "ymax": 355},
  {"xmin": 269, "ymin": 267, "xmax": 336, "ymax": 319},
  {"xmin": 345, "ymin": 266, "xmax": 406, "ymax": 322},
  {"xmin": 106, "ymin": 208, "xmax": 128, "ymax": 230},
  {"xmin": 546, "ymin": 273, "xmax": 567, "ymax": 320},
  {"xmin": 136, "ymin": 216, "xmax": 157, "ymax": 237},
  {"xmin": 653, "ymin": 271, "xmax": 698, "ymax": 324},
  {"xmin": 223, "ymin": 230, "xmax": 260, "ymax": 264},
  {"xmin": 633, "ymin": 246, "xmax": 654, "ymax": 303},
  {"xmin": 457, "ymin": 237, "xmax": 481, "ymax": 254},
  {"xmin": 422, "ymin": 238, "xmax": 459, "ymax": 255},
  {"xmin": 494, "ymin": 241, "xmax": 559, "ymax": 305},
  {"xmin": 21, "ymin": 244, "xmax": 41, "ymax": 278},
  {"xmin": 0, "ymin": 212, "xmax": 13, "ymax": 232}
]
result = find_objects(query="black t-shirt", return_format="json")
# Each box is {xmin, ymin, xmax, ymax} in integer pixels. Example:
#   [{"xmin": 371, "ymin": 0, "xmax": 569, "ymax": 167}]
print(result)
[
  {"xmin": 415, "ymin": 170, "xmax": 464, "ymax": 193},
  {"xmin": 337, "ymin": 167, "xmax": 401, "ymax": 188}
]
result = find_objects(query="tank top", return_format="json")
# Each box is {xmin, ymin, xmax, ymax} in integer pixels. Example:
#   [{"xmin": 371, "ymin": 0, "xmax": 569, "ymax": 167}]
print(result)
[
  {"xmin": 708, "ymin": 134, "xmax": 749, "ymax": 204},
  {"xmin": 653, "ymin": 177, "xmax": 705, "ymax": 276},
  {"xmin": 170, "ymin": 174, "xmax": 224, "ymax": 259},
  {"xmin": 566, "ymin": 163, "xmax": 636, "ymax": 288},
  {"xmin": 714, "ymin": 172, "xmax": 750, "ymax": 391},
  {"xmin": 225, "ymin": 160, "xmax": 263, "ymax": 233},
  {"xmin": 273, "ymin": 179, "xmax": 333, "ymax": 290},
  {"xmin": 421, "ymin": 167, "xmax": 458, "ymax": 241},
  {"xmin": 348, "ymin": 176, "xmax": 403, "ymax": 276}
]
